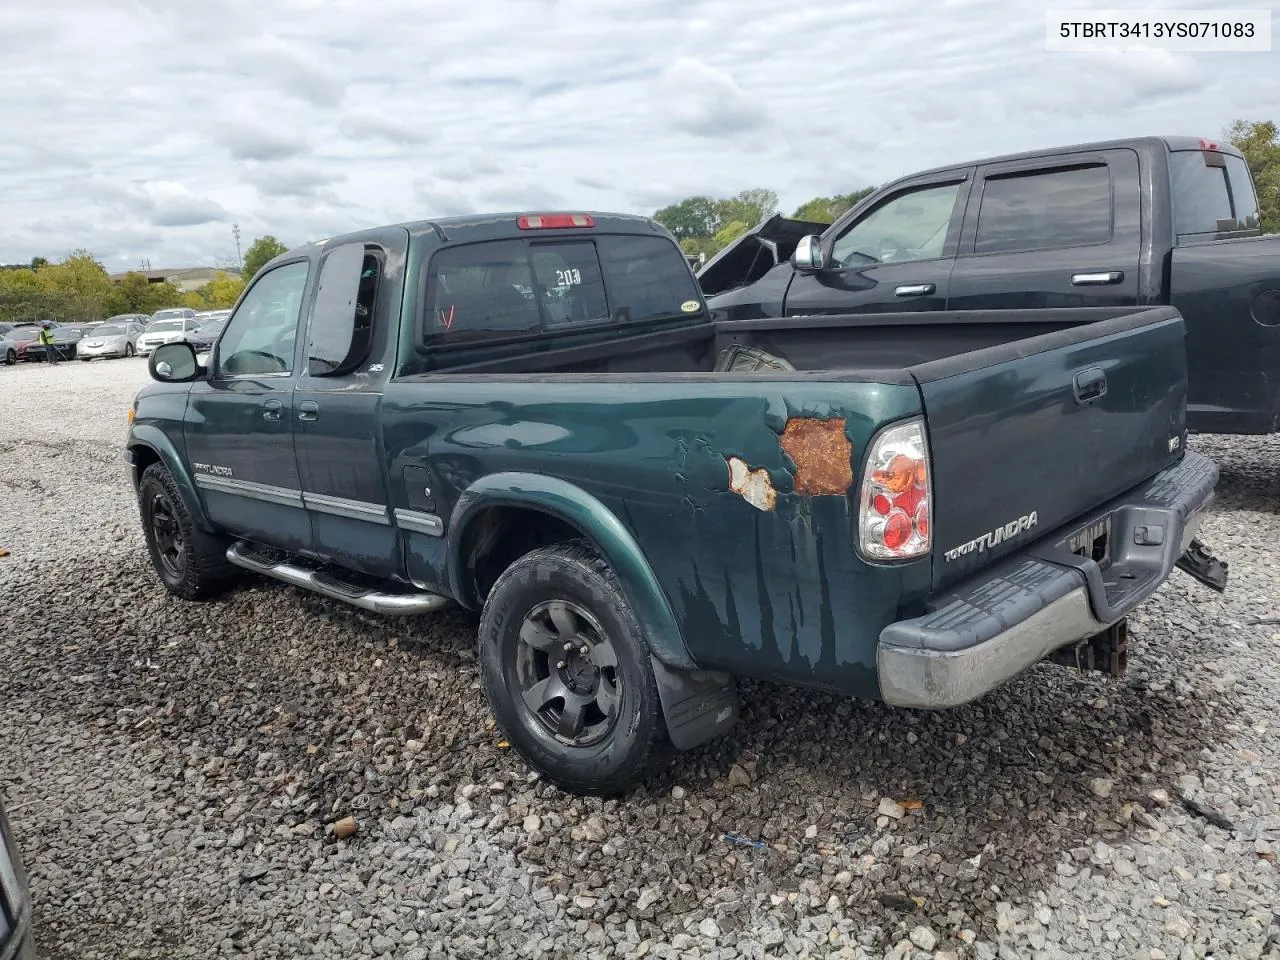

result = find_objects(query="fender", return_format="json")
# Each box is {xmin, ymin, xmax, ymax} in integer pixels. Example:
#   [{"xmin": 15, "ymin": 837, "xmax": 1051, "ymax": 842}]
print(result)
[
  {"xmin": 125, "ymin": 425, "xmax": 214, "ymax": 532},
  {"xmin": 447, "ymin": 472, "xmax": 697, "ymax": 670}
]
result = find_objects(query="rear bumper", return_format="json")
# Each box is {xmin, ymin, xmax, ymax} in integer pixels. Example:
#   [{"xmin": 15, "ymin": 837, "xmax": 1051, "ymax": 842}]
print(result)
[{"xmin": 877, "ymin": 451, "xmax": 1219, "ymax": 708}]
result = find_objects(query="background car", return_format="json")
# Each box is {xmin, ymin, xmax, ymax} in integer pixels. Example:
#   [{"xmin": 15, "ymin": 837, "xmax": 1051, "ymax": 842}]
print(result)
[
  {"xmin": 24, "ymin": 324, "xmax": 85, "ymax": 361},
  {"xmin": 183, "ymin": 314, "xmax": 229, "ymax": 352},
  {"xmin": 0, "ymin": 335, "xmax": 15, "ymax": 365},
  {"xmin": 136, "ymin": 317, "xmax": 199, "ymax": 356},
  {"xmin": 78, "ymin": 318, "xmax": 146, "ymax": 360},
  {"xmin": 8, "ymin": 325, "xmax": 50, "ymax": 362},
  {"xmin": 149, "ymin": 307, "xmax": 196, "ymax": 323},
  {"xmin": 0, "ymin": 792, "xmax": 36, "ymax": 957}
]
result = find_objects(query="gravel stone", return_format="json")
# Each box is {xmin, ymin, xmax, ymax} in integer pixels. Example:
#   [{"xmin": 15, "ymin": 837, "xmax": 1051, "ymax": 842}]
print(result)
[{"xmin": 3, "ymin": 362, "xmax": 1280, "ymax": 959}]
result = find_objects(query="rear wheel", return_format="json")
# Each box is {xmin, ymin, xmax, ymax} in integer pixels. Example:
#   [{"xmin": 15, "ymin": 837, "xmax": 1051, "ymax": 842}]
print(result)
[
  {"xmin": 3, "ymin": 349, "xmax": 14, "ymax": 365},
  {"xmin": 478, "ymin": 542, "xmax": 665, "ymax": 796},
  {"xmin": 125, "ymin": 343, "xmax": 135, "ymax": 358},
  {"xmin": 138, "ymin": 463, "xmax": 237, "ymax": 600}
]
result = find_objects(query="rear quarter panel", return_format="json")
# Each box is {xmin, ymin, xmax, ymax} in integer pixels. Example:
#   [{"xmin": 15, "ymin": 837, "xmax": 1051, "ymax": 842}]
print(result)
[{"xmin": 381, "ymin": 377, "xmax": 929, "ymax": 696}]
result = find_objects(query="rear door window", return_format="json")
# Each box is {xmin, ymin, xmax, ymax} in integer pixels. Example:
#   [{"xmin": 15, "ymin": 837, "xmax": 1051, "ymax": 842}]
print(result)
[
  {"xmin": 974, "ymin": 165, "xmax": 1113, "ymax": 254},
  {"xmin": 308, "ymin": 243, "xmax": 381, "ymax": 375},
  {"xmin": 1170, "ymin": 149, "xmax": 1261, "ymax": 235}
]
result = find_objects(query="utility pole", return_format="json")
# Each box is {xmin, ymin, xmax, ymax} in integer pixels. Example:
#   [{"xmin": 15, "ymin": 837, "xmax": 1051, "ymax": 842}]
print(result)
[{"xmin": 232, "ymin": 223, "xmax": 242, "ymax": 273}]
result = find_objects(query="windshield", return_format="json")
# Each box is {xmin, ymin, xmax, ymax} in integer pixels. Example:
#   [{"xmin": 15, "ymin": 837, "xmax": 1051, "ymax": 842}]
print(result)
[
  {"xmin": 12, "ymin": 328, "xmax": 41, "ymax": 341},
  {"xmin": 146, "ymin": 320, "xmax": 184, "ymax": 332},
  {"xmin": 95, "ymin": 325, "xmax": 126, "ymax": 335},
  {"xmin": 151, "ymin": 310, "xmax": 186, "ymax": 321},
  {"xmin": 196, "ymin": 318, "xmax": 227, "ymax": 333}
]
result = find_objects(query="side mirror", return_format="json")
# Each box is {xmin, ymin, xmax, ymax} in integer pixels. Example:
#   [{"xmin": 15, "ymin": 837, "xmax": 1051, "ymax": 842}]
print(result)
[
  {"xmin": 149, "ymin": 341, "xmax": 201, "ymax": 383},
  {"xmin": 792, "ymin": 235, "xmax": 825, "ymax": 272}
]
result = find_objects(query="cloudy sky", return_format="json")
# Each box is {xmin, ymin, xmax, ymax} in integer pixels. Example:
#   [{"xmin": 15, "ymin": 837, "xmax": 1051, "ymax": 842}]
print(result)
[{"xmin": 1, "ymin": 0, "xmax": 1276, "ymax": 270}]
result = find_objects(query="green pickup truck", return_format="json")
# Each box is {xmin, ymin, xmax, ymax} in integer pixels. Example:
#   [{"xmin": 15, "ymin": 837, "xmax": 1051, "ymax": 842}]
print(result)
[{"xmin": 126, "ymin": 211, "xmax": 1227, "ymax": 795}]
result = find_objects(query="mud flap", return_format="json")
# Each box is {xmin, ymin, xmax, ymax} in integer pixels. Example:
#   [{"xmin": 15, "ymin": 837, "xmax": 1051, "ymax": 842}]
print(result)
[
  {"xmin": 1175, "ymin": 538, "xmax": 1228, "ymax": 593},
  {"xmin": 650, "ymin": 658, "xmax": 739, "ymax": 751}
]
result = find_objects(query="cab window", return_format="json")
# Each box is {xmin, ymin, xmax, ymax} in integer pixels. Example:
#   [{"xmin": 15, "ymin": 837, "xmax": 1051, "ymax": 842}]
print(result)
[
  {"xmin": 830, "ymin": 182, "xmax": 963, "ymax": 267},
  {"xmin": 215, "ymin": 261, "xmax": 309, "ymax": 376}
]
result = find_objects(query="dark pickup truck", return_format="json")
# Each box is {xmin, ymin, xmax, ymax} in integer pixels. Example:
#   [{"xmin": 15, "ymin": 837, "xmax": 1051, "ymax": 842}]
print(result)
[
  {"xmin": 126, "ymin": 211, "xmax": 1226, "ymax": 795},
  {"xmin": 704, "ymin": 136, "xmax": 1280, "ymax": 435}
]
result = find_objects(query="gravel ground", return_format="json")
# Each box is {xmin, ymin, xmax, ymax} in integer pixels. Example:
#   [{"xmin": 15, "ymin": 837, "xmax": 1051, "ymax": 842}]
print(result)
[{"xmin": 1, "ymin": 357, "xmax": 1278, "ymax": 960}]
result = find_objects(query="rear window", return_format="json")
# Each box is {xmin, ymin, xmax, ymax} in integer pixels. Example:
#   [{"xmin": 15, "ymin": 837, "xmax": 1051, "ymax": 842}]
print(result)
[
  {"xmin": 974, "ymin": 165, "xmax": 1112, "ymax": 254},
  {"xmin": 423, "ymin": 234, "xmax": 700, "ymax": 345},
  {"xmin": 1170, "ymin": 149, "xmax": 1261, "ymax": 235}
]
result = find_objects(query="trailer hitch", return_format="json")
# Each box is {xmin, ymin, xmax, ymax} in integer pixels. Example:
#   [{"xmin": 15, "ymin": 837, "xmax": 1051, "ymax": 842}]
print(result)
[
  {"xmin": 1175, "ymin": 538, "xmax": 1228, "ymax": 593},
  {"xmin": 1049, "ymin": 619, "xmax": 1128, "ymax": 676}
]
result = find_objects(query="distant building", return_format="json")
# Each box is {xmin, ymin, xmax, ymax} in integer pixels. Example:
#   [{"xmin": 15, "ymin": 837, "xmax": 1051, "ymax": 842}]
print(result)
[{"xmin": 107, "ymin": 267, "xmax": 239, "ymax": 292}]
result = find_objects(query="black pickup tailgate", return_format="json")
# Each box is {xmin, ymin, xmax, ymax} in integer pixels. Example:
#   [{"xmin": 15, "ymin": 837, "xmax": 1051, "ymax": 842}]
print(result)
[{"xmin": 911, "ymin": 306, "xmax": 1187, "ymax": 591}]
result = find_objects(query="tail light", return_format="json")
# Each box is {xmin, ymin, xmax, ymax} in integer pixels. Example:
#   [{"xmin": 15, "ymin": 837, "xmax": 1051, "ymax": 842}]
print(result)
[
  {"xmin": 859, "ymin": 418, "xmax": 931, "ymax": 561},
  {"xmin": 517, "ymin": 214, "xmax": 595, "ymax": 229}
]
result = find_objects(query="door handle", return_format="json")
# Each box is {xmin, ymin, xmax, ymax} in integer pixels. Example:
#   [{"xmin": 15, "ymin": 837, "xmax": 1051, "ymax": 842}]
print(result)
[
  {"xmin": 262, "ymin": 399, "xmax": 283, "ymax": 422},
  {"xmin": 1071, "ymin": 271, "xmax": 1124, "ymax": 286},
  {"xmin": 298, "ymin": 400, "xmax": 320, "ymax": 422},
  {"xmin": 1073, "ymin": 367, "xmax": 1108, "ymax": 404},
  {"xmin": 894, "ymin": 283, "xmax": 936, "ymax": 297}
]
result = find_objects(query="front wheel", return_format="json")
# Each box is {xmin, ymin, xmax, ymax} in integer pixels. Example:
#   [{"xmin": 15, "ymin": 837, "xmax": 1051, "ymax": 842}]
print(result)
[
  {"xmin": 478, "ymin": 542, "xmax": 665, "ymax": 796},
  {"xmin": 138, "ymin": 463, "xmax": 237, "ymax": 600}
]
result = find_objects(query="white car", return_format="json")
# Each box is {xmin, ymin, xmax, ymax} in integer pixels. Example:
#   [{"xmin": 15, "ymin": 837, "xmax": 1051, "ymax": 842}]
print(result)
[{"xmin": 136, "ymin": 317, "xmax": 199, "ymax": 356}]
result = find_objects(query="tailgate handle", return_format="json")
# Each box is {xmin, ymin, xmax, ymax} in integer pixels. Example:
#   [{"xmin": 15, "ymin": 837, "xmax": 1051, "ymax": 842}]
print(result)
[
  {"xmin": 1071, "ymin": 271, "xmax": 1123, "ymax": 286},
  {"xmin": 1073, "ymin": 367, "xmax": 1108, "ymax": 404},
  {"xmin": 894, "ymin": 283, "xmax": 936, "ymax": 297}
]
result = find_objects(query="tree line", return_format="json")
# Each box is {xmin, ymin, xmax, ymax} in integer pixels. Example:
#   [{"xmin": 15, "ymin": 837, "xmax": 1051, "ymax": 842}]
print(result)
[
  {"xmin": 655, "ymin": 119, "xmax": 1280, "ymax": 261},
  {"xmin": 0, "ymin": 236, "xmax": 288, "ymax": 325}
]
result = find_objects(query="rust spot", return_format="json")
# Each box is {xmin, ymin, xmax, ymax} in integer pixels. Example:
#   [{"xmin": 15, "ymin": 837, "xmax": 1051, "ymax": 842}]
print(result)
[
  {"xmin": 726, "ymin": 457, "xmax": 776, "ymax": 512},
  {"xmin": 780, "ymin": 417, "xmax": 853, "ymax": 496}
]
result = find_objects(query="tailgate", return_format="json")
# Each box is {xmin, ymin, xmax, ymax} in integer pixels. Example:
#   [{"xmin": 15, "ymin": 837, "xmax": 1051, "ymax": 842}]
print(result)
[{"xmin": 911, "ymin": 306, "xmax": 1187, "ymax": 591}]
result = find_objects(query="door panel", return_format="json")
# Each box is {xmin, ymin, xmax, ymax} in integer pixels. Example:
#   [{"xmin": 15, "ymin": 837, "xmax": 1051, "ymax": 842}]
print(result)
[
  {"xmin": 783, "ymin": 177, "xmax": 969, "ymax": 316},
  {"xmin": 293, "ymin": 230, "xmax": 408, "ymax": 579},
  {"xmin": 185, "ymin": 259, "xmax": 313, "ymax": 552},
  {"xmin": 948, "ymin": 150, "xmax": 1142, "ymax": 310}
]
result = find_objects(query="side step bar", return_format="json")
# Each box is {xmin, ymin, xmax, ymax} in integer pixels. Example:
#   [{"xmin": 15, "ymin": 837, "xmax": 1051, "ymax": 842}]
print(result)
[{"xmin": 226, "ymin": 542, "xmax": 451, "ymax": 616}]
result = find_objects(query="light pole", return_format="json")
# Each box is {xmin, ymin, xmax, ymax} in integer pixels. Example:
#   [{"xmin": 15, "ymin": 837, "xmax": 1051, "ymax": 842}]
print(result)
[{"xmin": 232, "ymin": 223, "xmax": 242, "ymax": 273}]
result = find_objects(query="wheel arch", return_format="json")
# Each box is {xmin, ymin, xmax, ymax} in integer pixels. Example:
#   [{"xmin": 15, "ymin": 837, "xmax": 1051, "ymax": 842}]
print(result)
[
  {"xmin": 447, "ymin": 472, "xmax": 696, "ymax": 670},
  {"xmin": 126, "ymin": 426, "xmax": 214, "ymax": 532}
]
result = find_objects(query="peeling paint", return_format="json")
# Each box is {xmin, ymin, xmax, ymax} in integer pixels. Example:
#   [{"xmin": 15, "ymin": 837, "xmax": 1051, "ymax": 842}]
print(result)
[
  {"xmin": 726, "ymin": 457, "xmax": 776, "ymax": 511},
  {"xmin": 780, "ymin": 417, "xmax": 853, "ymax": 496}
]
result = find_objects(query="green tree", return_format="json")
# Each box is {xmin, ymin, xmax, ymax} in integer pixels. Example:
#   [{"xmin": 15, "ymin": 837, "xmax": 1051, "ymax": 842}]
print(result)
[
  {"xmin": 1225, "ymin": 119, "xmax": 1280, "ymax": 233},
  {"xmin": 712, "ymin": 220, "xmax": 750, "ymax": 250},
  {"xmin": 716, "ymin": 189, "xmax": 778, "ymax": 229},
  {"xmin": 195, "ymin": 271, "xmax": 245, "ymax": 309},
  {"xmin": 104, "ymin": 272, "xmax": 186, "ymax": 316},
  {"xmin": 241, "ymin": 236, "xmax": 290, "ymax": 280},
  {"xmin": 792, "ymin": 187, "xmax": 876, "ymax": 224},
  {"xmin": 30, "ymin": 256, "xmax": 48, "ymax": 271},
  {"xmin": 653, "ymin": 197, "xmax": 721, "ymax": 241}
]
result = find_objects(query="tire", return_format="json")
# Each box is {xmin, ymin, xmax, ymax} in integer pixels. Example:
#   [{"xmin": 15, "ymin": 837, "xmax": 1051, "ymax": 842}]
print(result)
[
  {"xmin": 138, "ymin": 463, "xmax": 238, "ymax": 600},
  {"xmin": 4, "ymin": 349, "xmax": 14, "ymax": 365},
  {"xmin": 125, "ymin": 343, "xmax": 135, "ymax": 358},
  {"xmin": 478, "ymin": 542, "xmax": 665, "ymax": 796}
]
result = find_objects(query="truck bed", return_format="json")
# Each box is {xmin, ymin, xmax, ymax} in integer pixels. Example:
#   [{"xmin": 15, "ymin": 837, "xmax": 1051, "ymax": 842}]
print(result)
[
  {"xmin": 397, "ymin": 304, "xmax": 1188, "ymax": 600},
  {"xmin": 419, "ymin": 305, "xmax": 1163, "ymax": 377}
]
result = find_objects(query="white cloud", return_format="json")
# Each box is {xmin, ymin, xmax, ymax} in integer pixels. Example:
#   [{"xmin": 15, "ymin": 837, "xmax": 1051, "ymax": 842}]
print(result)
[{"xmin": 0, "ymin": 0, "xmax": 1274, "ymax": 269}]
